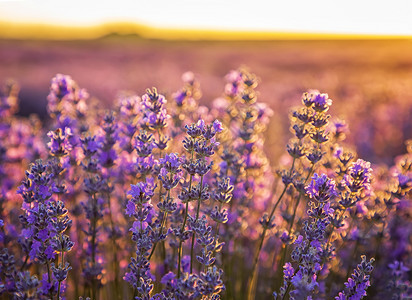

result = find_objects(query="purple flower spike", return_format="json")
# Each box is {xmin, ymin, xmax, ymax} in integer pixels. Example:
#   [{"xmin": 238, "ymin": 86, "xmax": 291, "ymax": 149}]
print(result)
[
  {"xmin": 306, "ymin": 173, "xmax": 338, "ymax": 203},
  {"xmin": 197, "ymin": 119, "xmax": 205, "ymax": 130},
  {"xmin": 49, "ymin": 74, "xmax": 74, "ymax": 99},
  {"xmin": 160, "ymin": 153, "xmax": 183, "ymax": 171},
  {"xmin": 284, "ymin": 263, "xmax": 294, "ymax": 279},
  {"xmin": 160, "ymin": 271, "xmax": 176, "ymax": 286},
  {"xmin": 128, "ymin": 182, "xmax": 155, "ymax": 201},
  {"xmin": 125, "ymin": 200, "xmax": 136, "ymax": 217},
  {"xmin": 312, "ymin": 92, "xmax": 332, "ymax": 112},
  {"xmin": 47, "ymin": 127, "xmax": 73, "ymax": 157},
  {"xmin": 336, "ymin": 256, "xmax": 374, "ymax": 300},
  {"xmin": 343, "ymin": 159, "xmax": 373, "ymax": 193},
  {"xmin": 212, "ymin": 120, "xmax": 223, "ymax": 133}
]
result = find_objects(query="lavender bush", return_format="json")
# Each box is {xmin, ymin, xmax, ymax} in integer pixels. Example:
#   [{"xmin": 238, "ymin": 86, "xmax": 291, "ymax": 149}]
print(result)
[{"xmin": 0, "ymin": 69, "xmax": 411, "ymax": 300}]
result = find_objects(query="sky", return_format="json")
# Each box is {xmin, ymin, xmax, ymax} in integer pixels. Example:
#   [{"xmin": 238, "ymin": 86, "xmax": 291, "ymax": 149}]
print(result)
[{"xmin": 0, "ymin": 0, "xmax": 411, "ymax": 35}]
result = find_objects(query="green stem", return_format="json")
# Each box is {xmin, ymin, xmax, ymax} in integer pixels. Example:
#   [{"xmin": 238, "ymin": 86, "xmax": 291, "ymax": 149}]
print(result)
[
  {"xmin": 214, "ymin": 202, "xmax": 223, "ymax": 237},
  {"xmin": 148, "ymin": 209, "xmax": 169, "ymax": 261},
  {"xmin": 177, "ymin": 200, "xmax": 190, "ymax": 278},
  {"xmin": 57, "ymin": 250, "xmax": 65, "ymax": 300},
  {"xmin": 46, "ymin": 261, "xmax": 53, "ymax": 300},
  {"xmin": 247, "ymin": 185, "xmax": 288, "ymax": 300},
  {"xmin": 316, "ymin": 208, "xmax": 346, "ymax": 286},
  {"xmin": 20, "ymin": 254, "xmax": 29, "ymax": 271},
  {"xmin": 91, "ymin": 194, "xmax": 98, "ymax": 300},
  {"xmin": 288, "ymin": 163, "xmax": 315, "ymax": 232},
  {"xmin": 106, "ymin": 192, "xmax": 120, "ymax": 300},
  {"xmin": 247, "ymin": 157, "xmax": 297, "ymax": 300},
  {"xmin": 177, "ymin": 147, "xmax": 195, "ymax": 278},
  {"xmin": 190, "ymin": 174, "xmax": 204, "ymax": 274},
  {"xmin": 279, "ymin": 237, "xmax": 313, "ymax": 300},
  {"xmin": 274, "ymin": 161, "xmax": 316, "ymax": 288}
]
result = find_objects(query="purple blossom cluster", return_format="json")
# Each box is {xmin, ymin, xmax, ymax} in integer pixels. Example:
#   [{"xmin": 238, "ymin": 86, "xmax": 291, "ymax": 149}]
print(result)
[
  {"xmin": 336, "ymin": 256, "xmax": 374, "ymax": 300},
  {"xmin": 0, "ymin": 69, "xmax": 411, "ymax": 300}
]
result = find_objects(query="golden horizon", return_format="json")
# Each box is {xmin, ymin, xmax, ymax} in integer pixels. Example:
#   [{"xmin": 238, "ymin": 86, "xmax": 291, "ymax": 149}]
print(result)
[{"xmin": 1, "ymin": 20, "xmax": 412, "ymax": 41}]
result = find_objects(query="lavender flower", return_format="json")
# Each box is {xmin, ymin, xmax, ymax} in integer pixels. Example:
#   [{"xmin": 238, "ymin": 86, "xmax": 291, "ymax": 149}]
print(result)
[
  {"xmin": 342, "ymin": 159, "xmax": 373, "ymax": 193},
  {"xmin": 383, "ymin": 261, "xmax": 412, "ymax": 299},
  {"xmin": 0, "ymin": 70, "xmax": 410, "ymax": 300},
  {"xmin": 336, "ymin": 256, "xmax": 374, "ymax": 300},
  {"xmin": 306, "ymin": 173, "xmax": 338, "ymax": 203},
  {"xmin": 124, "ymin": 180, "xmax": 157, "ymax": 299},
  {"xmin": 140, "ymin": 88, "xmax": 169, "ymax": 134},
  {"xmin": 302, "ymin": 90, "xmax": 332, "ymax": 112},
  {"xmin": 47, "ymin": 128, "xmax": 73, "ymax": 157},
  {"xmin": 197, "ymin": 266, "xmax": 225, "ymax": 297}
]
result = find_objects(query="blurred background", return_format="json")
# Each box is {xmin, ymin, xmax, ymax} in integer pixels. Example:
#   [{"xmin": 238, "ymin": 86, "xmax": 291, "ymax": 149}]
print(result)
[{"xmin": 1, "ymin": 0, "xmax": 412, "ymax": 165}]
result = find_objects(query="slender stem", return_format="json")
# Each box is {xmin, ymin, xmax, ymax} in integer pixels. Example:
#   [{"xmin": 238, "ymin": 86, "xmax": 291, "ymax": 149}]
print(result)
[
  {"xmin": 20, "ymin": 254, "xmax": 29, "ymax": 271},
  {"xmin": 203, "ymin": 245, "xmax": 208, "ymax": 273},
  {"xmin": 106, "ymin": 191, "xmax": 120, "ymax": 300},
  {"xmin": 247, "ymin": 156, "xmax": 298, "ymax": 299},
  {"xmin": 161, "ymin": 220, "xmax": 167, "ymax": 269},
  {"xmin": 291, "ymin": 156, "xmax": 296, "ymax": 171},
  {"xmin": 149, "ymin": 188, "xmax": 171, "ymax": 261},
  {"xmin": 326, "ymin": 210, "xmax": 345, "ymax": 252},
  {"xmin": 279, "ymin": 237, "xmax": 313, "ymax": 300},
  {"xmin": 177, "ymin": 147, "xmax": 194, "ymax": 278},
  {"xmin": 277, "ymin": 255, "xmax": 304, "ymax": 300},
  {"xmin": 56, "ymin": 163, "xmax": 63, "ymax": 300},
  {"xmin": 195, "ymin": 191, "xmax": 202, "ymax": 221},
  {"xmin": 289, "ymin": 163, "xmax": 315, "ymax": 232},
  {"xmin": 214, "ymin": 160, "xmax": 226, "ymax": 237},
  {"xmin": 214, "ymin": 202, "xmax": 223, "ymax": 237},
  {"xmin": 275, "ymin": 163, "xmax": 316, "ymax": 276},
  {"xmin": 247, "ymin": 185, "xmax": 288, "ymax": 300},
  {"xmin": 46, "ymin": 260, "xmax": 53, "ymax": 300},
  {"xmin": 316, "ymin": 208, "xmax": 346, "ymax": 285},
  {"xmin": 274, "ymin": 160, "xmax": 317, "ymax": 285},
  {"xmin": 148, "ymin": 210, "xmax": 168, "ymax": 260},
  {"xmin": 281, "ymin": 281, "xmax": 292, "ymax": 300},
  {"xmin": 61, "ymin": 250, "xmax": 64, "ymax": 270},
  {"xmin": 177, "ymin": 200, "xmax": 190, "ymax": 278},
  {"xmin": 190, "ymin": 174, "xmax": 204, "ymax": 274},
  {"xmin": 90, "ymin": 194, "xmax": 98, "ymax": 300},
  {"xmin": 157, "ymin": 129, "xmax": 164, "ymax": 203},
  {"xmin": 57, "ymin": 250, "xmax": 64, "ymax": 300}
]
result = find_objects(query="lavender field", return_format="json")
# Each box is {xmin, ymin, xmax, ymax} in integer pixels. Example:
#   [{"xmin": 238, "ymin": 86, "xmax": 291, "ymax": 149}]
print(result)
[{"xmin": 0, "ymin": 38, "xmax": 411, "ymax": 299}]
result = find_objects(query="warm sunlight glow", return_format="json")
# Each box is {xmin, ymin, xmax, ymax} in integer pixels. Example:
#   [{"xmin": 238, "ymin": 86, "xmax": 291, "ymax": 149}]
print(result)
[{"xmin": 0, "ymin": 0, "xmax": 411, "ymax": 37}]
